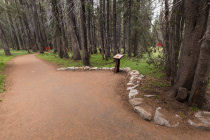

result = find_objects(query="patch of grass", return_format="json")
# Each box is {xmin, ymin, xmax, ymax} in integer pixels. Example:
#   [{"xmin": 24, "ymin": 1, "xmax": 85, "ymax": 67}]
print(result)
[
  {"xmin": 191, "ymin": 106, "xmax": 199, "ymax": 112},
  {"xmin": 0, "ymin": 49, "xmax": 27, "ymax": 93},
  {"xmin": 38, "ymin": 52, "xmax": 165, "ymax": 79}
]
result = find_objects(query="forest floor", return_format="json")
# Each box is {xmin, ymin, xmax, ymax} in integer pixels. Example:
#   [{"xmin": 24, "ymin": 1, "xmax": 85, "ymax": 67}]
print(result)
[{"xmin": 0, "ymin": 54, "xmax": 210, "ymax": 139}]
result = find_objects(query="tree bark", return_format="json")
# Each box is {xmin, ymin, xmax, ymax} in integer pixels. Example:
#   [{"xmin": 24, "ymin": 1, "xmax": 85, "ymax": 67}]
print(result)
[
  {"xmin": 128, "ymin": 0, "xmax": 132, "ymax": 57},
  {"xmin": 80, "ymin": 0, "xmax": 90, "ymax": 66},
  {"xmin": 189, "ymin": 8, "xmax": 210, "ymax": 107},
  {"xmin": 105, "ymin": 0, "xmax": 111, "ymax": 60},
  {"xmin": 169, "ymin": 0, "xmax": 184, "ymax": 85},
  {"xmin": 168, "ymin": 0, "xmax": 209, "ymax": 98},
  {"xmin": 66, "ymin": 0, "xmax": 81, "ymax": 60},
  {"xmin": 0, "ymin": 22, "xmax": 11, "ymax": 56},
  {"xmin": 99, "ymin": 0, "xmax": 105, "ymax": 58},
  {"xmin": 51, "ymin": 0, "xmax": 69, "ymax": 58},
  {"xmin": 113, "ymin": 0, "xmax": 117, "ymax": 55},
  {"xmin": 164, "ymin": 0, "xmax": 171, "ymax": 77}
]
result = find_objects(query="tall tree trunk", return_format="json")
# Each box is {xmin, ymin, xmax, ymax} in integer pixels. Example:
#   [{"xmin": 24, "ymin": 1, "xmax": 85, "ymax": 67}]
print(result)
[
  {"xmin": 5, "ymin": 0, "xmax": 20, "ymax": 50},
  {"xmin": 66, "ymin": 0, "xmax": 81, "ymax": 60},
  {"xmin": 80, "ymin": 0, "xmax": 90, "ymax": 66},
  {"xmin": 0, "ymin": 23, "xmax": 11, "ymax": 56},
  {"xmin": 164, "ymin": 0, "xmax": 171, "ymax": 76},
  {"xmin": 91, "ymin": 1, "xmax": 97, "ymax": 54},
  {"xmin": 51, "ymin": 0, "xmax": 69, "ymax": 58},
  {"xmin": 169, "ymin": 0, "xmax": 184, "ymax": 85},
  {"xmin": 128, "ymin": 0, "xmax": 132, "ymax": 57},
  {"xmin": 99, "ymin": 0, "xmax": 105, "ymax": 58},
  {"xmin": 31, "ymin": 0, "xmax": 44, "ymax": 53},
  {"xmin": 168, "ymin": 0, "xmax": 209, "ymax": 98},
  {"xmin": 105, "ymin": 0, "xmax": 111, "ymax": 60},
  {"xmin": 113, "ymin": 0, "xmax": 117, "ymax": 55},
  {"xmin": 189, "ymin": 8, "xmax": 210, "ymax": 107},
  {"xmin": 87, "ymin": 0, "xmax": 93, "ymax": 54},
  {"xmin": 19, "ymin": 0, "xmax": 32, "ymax": 53}
]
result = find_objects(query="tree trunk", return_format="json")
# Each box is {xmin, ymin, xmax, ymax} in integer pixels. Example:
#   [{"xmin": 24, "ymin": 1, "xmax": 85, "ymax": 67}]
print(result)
[
  {"xmin": 5, "ymin": 0, "xmax": 20, "ymax": 50},
  {"xmin": 168, "ymin": 0, "xmax": 209, "ymax": 98},
  {"xmin": 128, "ymin": 0, "xmax": 132, "ymax": 57},
  {"xmin": 105, "ymin": 0, "xmax": 111, "ymax": 60},
  {"xmin": 0, "ymin": 23, "xmax": 11, "ymax": 56},
  {"xmin": 113, "ymin": 0, "xmax": 117, "ymax": 55},
  {"xmin": 164, "ymin": 0, "xmax": 171, "ymax": 76},
  {"xmin": 51, "ymin": 0, "xmax": 69, "ymax": 58},
  {"xmin": 189, "ymin": 8, "xmax": 210, "ymax": 107},
  {"xmin": 169, "ymin": 0, "xmax": 184, "ymax": 85},
  {"xmin": 66, "ymin": 0, "xmax": 81, "ymax": 60},
  {"xmin": 99, "ymin": 0, "xmax": 105, "ymax": 59},
  {"xmin": 80, "ymin": 0, "xmax": 90, "ymax": 66}
]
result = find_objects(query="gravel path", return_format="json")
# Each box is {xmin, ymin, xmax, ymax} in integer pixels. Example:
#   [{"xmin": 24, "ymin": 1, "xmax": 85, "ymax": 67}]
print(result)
[{"xmin": 0, "ymin": 54, "xmax": 209, "ymax": 140}]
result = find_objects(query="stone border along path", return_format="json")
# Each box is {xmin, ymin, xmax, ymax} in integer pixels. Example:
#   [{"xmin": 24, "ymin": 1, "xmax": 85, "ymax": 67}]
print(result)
[{"xmin": 57, "ymin": 66, "xmax": 210, "ymax": 130}]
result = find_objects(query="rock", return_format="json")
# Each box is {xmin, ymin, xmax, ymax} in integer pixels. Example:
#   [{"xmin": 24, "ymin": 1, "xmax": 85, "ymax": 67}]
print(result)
[
  {"xmin": 129, "ymin": 70, "xmax": 139, "ymax": 76},
  {"xmin": 154, "ymin": 107, "xmax": 171, "ymax": 127},
  {"xmin": 67, "ymin": 67, "xmax": 76, "ymax": 70},
  {"xmin": 144, "ymin": 95, "xmax": 156, "ymax": 98},
  {"xmin": 188, "ymin": 119, "xmax": 210, "ymax": 130},
  {"xmin": 175, "ymin": 114, "xmax": 181, "ymax": 119},
  {"xmin": 134, "ymin": 106, "xmax": 152, "ymax": 121},
  {"xmin": 129, "ymin": 89, "xmax": 139, "ymax": 99},
  {"xmin": 137, "ymin": 75, "xmax": 144, "ymax": 80},
  {"xmin": 176, "ymin": 87, "xmax": 188, "ymax": 102},
  {"xmin": 74, "ymin": 67, "xmax": 80, "ymax": 70},
  {"xmin": 122, "ymin": 67, "xmax": 131, "ymax": 72},
  {"xmin": 129, "ymin": 98, "xmax": 144, "ymax": 107},
  {"xmin": 127, "ymin": 84, "xmax": 139, "ymax": 91},
  {"xmin": 127, "ymin": 82, "xmax": 134, "ymax": 86},
  {"xmin": 84, "ymin": 66, "xmax": 90, "ymax": 70},
  {"xmin": 195, "ymin": 111, "xmax": 210, "ymax": 126},
  {"xmin": 102, "ymin": 67, "xmax": 109, "ymax": 70},
  {"xmin": 129, "ymin": 75, "xmax": 138, "ymax": 82},
  {"xmin": 57, "ymin": 67, "xmax": 67, "ymax": 71},
  {"xmin": 90, "ymin": 67, "xmax": 98, "ymax": 70}
]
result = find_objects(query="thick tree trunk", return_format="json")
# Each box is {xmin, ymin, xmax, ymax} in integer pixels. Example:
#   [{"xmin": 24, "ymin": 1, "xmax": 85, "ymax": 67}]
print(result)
[
  {"xmin": 169, "ymin": 0, "xmax": 184, "ymax": 85},
  {"xmin": 189, "ymin": 8, "xmax": 210, "ymax": 107},
  {"xmin": 168, "ymin": 0, "xmax": 209, "ymax": 98},
  {"xmin": 80, "ymin": 0, "xmax": 90, "ymax": 66}
]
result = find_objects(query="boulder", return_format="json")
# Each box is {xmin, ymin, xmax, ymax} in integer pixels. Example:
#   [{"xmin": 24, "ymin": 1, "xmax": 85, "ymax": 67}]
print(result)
[
  {"xmin": 134, "ymin": 106, "xmax": 152, "ymax": 121},
  {"xmin": 154, "ymin": 107, "xmax": 171, "ymax": 127},
  {"xmin": 129, "ymin": 98, "xmax": 144, "ymax": 107},
  {"xmin": 129, "ymin": 89, "xmax": 139, "ymax": 99}
]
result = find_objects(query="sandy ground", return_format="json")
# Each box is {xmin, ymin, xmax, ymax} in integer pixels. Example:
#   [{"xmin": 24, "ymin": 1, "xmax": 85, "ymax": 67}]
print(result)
[{"xmin": 0, "ymin": 54, "xmax": 209, "ymax": 140}]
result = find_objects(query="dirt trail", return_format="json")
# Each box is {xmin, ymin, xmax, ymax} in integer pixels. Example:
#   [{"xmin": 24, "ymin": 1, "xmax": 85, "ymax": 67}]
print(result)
[{"xmin": 0, "ymin": 54, "xmax": 209, "ymax": 140}]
